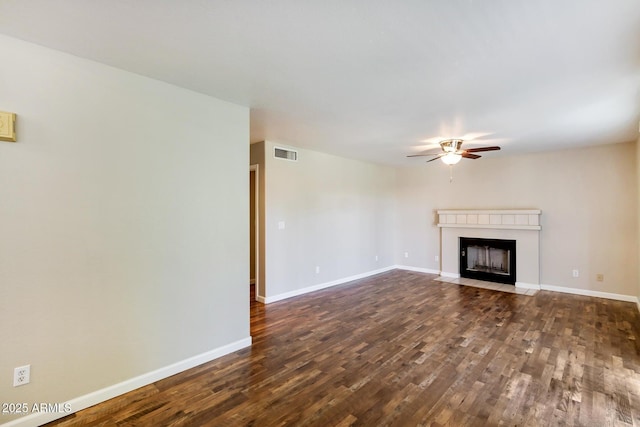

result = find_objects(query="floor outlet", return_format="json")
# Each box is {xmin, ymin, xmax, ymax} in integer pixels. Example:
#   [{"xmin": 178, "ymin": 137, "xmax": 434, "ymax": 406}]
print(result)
[{"xmin": 13, "ymin": 365, "xmax": 30, "ymax": 387}]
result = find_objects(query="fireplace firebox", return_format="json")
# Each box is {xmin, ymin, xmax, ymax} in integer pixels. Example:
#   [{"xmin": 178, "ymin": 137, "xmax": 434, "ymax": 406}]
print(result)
[{"xmin": 459, "ymin": 237, "xmax": 516, "ymax": 285}]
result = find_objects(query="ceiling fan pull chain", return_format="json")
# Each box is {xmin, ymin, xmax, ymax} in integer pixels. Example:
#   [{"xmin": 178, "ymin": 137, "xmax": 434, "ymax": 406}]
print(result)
[{"xmin": 449, "ymin": 165, "xmax": 454, "ymax": 183}]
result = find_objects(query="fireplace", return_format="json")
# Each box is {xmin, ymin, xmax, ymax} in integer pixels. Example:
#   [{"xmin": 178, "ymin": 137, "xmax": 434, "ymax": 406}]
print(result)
[
  {"xmin": 437, "ymin": 209, "xmax": 540, "ymax": 288},
  {"xmin": 459, "ymin": 237, "xmax": 516, "ymax": 285}
]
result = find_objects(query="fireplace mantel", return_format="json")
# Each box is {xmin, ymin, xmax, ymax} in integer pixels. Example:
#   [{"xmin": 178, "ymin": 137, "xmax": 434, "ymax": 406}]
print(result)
[{"xmin": 437, "ymin": 209, "xmax": 541, "ymax": 231}]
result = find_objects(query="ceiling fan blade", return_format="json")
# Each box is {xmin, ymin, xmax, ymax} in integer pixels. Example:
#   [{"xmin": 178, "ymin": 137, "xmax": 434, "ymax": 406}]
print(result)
[
  {"xmin": 426, "ymin": 153, "xmax": 446, "ymax": 162},
  {"xmin": 465, "ymin": 146, "xmax": 501, "ymax": 153},
  {"xmin": 461, "ymin": 152, "xmax": 481, "ymax": 159}
]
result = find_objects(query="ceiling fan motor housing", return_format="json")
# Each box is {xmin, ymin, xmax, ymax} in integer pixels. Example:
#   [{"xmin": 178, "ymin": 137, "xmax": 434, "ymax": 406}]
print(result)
[{"xmin": 441, "ymin": 139, "xmax": 464, "ymax": 153}]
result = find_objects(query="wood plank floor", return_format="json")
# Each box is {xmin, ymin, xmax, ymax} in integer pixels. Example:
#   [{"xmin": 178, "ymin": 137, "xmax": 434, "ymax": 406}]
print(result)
[{"xmin": 46, "ymin": 270, "xmax": 640, "ymax": 426}]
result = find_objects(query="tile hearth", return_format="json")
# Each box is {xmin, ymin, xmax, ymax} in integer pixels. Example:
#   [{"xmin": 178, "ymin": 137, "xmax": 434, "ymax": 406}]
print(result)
[{"xmin": 435, "ymin": 276, "xmax": 538, "ymax": 296}]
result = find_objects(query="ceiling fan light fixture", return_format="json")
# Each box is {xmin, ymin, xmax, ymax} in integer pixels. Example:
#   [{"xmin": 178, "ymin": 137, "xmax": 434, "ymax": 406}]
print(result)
[{"xmin": 441, "ymin": 152, "xmax": 462, "ymax": 165}]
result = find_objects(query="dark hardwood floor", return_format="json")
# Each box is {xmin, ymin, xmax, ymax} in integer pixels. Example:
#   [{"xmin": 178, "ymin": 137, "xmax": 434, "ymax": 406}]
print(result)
[{"xmin": 46, "ymin": 270, "xmax": 640, "ymax": 426}]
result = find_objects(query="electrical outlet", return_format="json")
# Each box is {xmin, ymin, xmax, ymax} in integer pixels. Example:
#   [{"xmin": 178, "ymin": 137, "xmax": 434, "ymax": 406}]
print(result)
[
  {"xmin": 13, "ymin": 365, "xmax": 30, "ymax": 387},
  {"xmin": 572, "ymin": 269, "xmax": 579, "ymax": 278},
  {"xmin": 435, "ymin": 255, "xmax": 439, "ymax": 262},
  {"xmin": 596, "ymin": 273, "xmax": 604, "ymax": 282},
  {"xmin": 315, "ymin": 266, "xmax": 320, "ymax": 274},
  {"xmin": 375, "ymin": 255, "xmax": 378, "ymax": 262},
  {"xmin": 404, "ymin": 252, "xmax": 409, "ymax": 258}
]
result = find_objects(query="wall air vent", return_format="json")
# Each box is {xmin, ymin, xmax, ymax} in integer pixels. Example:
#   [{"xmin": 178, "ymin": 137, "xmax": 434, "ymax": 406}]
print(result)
[{"xmin": 274, "ymin": 147, "xmax": 298, "ymax": 161}]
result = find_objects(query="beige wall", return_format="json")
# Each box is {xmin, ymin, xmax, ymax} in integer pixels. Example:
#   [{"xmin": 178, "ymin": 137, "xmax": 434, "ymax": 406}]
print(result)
[
  {"xmin": 257, "ymin": 140, "xmax": 637, "ymax": 301},
  {"xmin": 396, "ymin": 142, "xmax": 638, "ymax": 296},
  {"xmin": 0, "ymin": 35, "xmax": 250, "ymax": 423},
  {"xmin": 263, "ymin": 141, "xmax": 396, "ymax": 299}
]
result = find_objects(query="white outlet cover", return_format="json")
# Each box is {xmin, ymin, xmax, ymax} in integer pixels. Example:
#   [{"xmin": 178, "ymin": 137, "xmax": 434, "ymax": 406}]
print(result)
[
  {"xmin": 278, "ymin": 221, "xmax": 285, "ymax": 230},
  {"xmin": 13, "ymin": 365, "xmax": 30, "ymax": 387}
]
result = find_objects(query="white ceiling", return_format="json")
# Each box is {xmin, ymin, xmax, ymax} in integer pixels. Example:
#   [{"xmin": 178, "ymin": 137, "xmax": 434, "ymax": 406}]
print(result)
[{"xmin": 1, "ymin": 0, "xmax": 639, "ymax": 165}]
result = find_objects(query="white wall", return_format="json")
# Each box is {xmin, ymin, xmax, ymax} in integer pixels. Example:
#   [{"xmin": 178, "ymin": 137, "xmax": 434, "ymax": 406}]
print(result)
[
  {"xmin": 0, "ymin": 35, "xmax": 250, "ymax": 424},
  {"xmin": 263, "ymin": 141, "xmax": 396, "ymax": 300},
  {"xmin": 396, "ymin": 142, "xmax": 638, "ymax": 297}
]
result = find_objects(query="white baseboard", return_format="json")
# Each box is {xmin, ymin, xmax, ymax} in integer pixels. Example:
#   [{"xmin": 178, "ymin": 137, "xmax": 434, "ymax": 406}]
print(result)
[
  {"xmin": 1, "ymin": 337, "xmax": 252, "ymax": 427},
  {"xmin": 515, "ymin": 282, "xmax": 541, "ymax": 290},
  {"xmin": 439, "ymin": 271, "xmax": 460, "ymax": 279},
  {"xmin": 263, "ymin": 266, "xmax": 396, "ymax": 304},
  {"xmin": 540, "ymin": 283, "xmax": 639, "ymax": 304},
  {"xmin": 394, "ymin": 265, "xmax": 441, "ymax": 275}
]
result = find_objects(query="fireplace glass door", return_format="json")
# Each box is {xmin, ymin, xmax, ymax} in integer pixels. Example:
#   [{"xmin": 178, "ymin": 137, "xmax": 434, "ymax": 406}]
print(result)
[{"xmin": 459, "ymin": 238, "xmax": 516, "ymax": 285}]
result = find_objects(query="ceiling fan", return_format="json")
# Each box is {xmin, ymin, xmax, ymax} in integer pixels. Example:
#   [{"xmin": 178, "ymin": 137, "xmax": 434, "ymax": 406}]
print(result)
[{"xmin": 408, "ymin": 139, "xmax": 501, "ymax": 165}]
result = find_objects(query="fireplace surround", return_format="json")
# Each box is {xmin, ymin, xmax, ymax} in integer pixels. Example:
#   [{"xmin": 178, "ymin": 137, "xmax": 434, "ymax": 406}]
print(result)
[{"xmin": 437, "ymin": 209, "xmax": 541, "ymax": 289}]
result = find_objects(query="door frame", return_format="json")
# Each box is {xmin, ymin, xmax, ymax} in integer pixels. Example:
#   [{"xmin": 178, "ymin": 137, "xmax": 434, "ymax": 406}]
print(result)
[{"xmin": 249, "ymin": 164, "xmax": 263, "ymax": 302}]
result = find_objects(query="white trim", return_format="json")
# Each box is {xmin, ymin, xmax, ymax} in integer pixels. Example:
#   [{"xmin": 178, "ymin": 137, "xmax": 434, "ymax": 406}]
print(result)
[
  {"xmin": 255, "ymin": 295, "xmax": 266, "ymax": 304},
  {"xmin": 439, "ymin": 271, "xmax": 460, "ymax": 279},
  {"xmin": 394, "ymin": 265, "xmax": 440, "ymax": 275},
  {"xmin": 436, "ymin": 209, "xmax": 541, "ymax": 231},
  {"xmin": 263, "ymin": 269, "xmax": 639, "ymax": 306},
  {"xmin": 540, "ymin": 284, "xmax": 639, "ymax": 304},
  {"xmin": 437, "ymin": 224, "xmax": 541, "ymax": 230},
  {"xmin": 515, "ymin": 282, "xmax": 541, "ymax": 290},
  {"xmin": 1, "ymin": 337, "xmax": 252, "ymax": 427},
  {"xmin": 263, "ymin": 266, "xmax": 396, "ymax": 304},
  {"xmin": 437, "ymin": 209, "xmax": 541, "ymax": 215}
]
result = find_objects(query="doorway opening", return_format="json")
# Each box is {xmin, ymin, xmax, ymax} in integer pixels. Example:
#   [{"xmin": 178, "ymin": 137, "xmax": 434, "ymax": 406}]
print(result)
[{"xmin": 249, "ymin": 165, "xmax": 260, "ymax": 302}]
